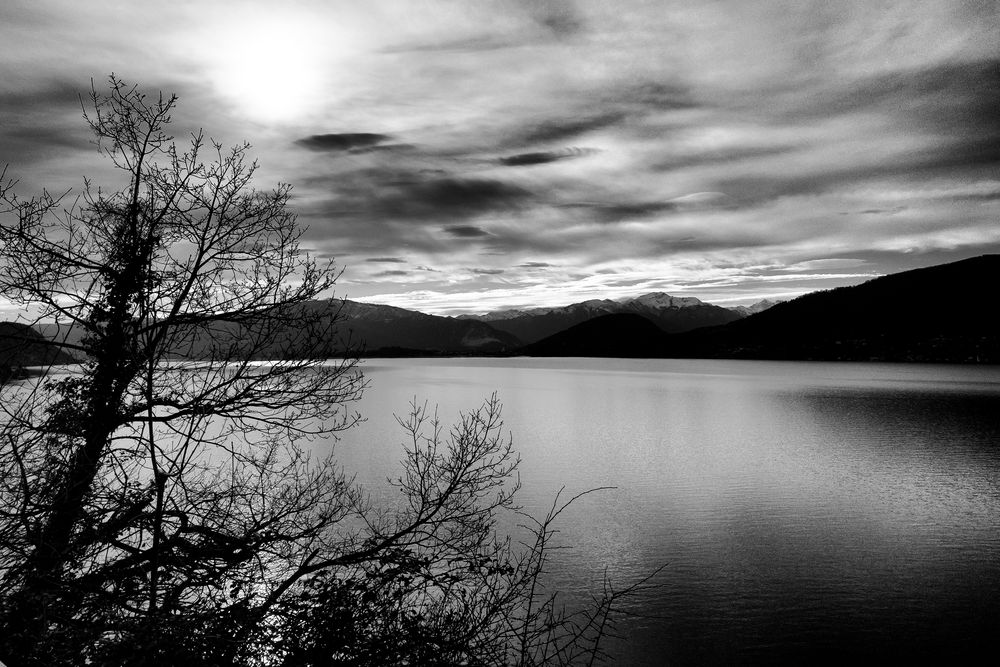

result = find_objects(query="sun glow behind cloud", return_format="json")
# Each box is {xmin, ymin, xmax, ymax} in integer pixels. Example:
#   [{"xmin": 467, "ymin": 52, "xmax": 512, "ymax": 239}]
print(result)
[{"xmin": 204, "ymin": 12, "xmax": 354, "ymax": 122}]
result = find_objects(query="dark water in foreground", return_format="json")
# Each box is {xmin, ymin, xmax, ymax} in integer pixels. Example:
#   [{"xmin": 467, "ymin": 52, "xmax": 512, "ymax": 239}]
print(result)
[{"xmin": 331, "ymin": 358, "xmax": 1000, "ymax": 665}]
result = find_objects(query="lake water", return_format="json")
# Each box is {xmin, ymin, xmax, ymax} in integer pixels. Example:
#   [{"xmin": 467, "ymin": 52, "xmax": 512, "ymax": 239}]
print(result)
[{"xmin": 327, "ymin": 358, "xmax": 1000, "ymax": 665}]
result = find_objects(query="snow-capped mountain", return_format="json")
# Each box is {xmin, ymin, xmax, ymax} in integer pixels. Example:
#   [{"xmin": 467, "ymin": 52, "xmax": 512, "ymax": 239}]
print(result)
[
  {"xmin": 727, "ymin": 299, "xmax": 781, "ymax": 317},
  {"xmin": 620, "ymin": 293, "xmax": 706, "ymax": 310},
  {"xmin": 469, "ymin": 299, "xmax": 620, "ymax": 321},
  {"xmin": 461, "ymin": 292, "xmax": 741, "ymax": 344}
]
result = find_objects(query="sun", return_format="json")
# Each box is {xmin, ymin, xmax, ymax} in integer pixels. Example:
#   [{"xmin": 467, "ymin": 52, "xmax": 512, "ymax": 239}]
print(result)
[{"xmin": 208, "ymin": 13, "xmax": 347, "ymax": 122}]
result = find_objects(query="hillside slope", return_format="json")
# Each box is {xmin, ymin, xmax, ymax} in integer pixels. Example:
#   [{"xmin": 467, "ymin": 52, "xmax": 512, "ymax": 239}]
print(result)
[
  {"xmin": 520, "ymin": 314, "xmax": 667, "ymax": 357},
  {"xmin": 668, "ymin": 254, "xmax": 1000, "ymax": 362},
  {"xmin": 336, "ymin": 300, "xmax": 520, "ymax": 354},
  {"xmin": 0, "ymin": 322, "xmax": 77, "ymax": 376}
]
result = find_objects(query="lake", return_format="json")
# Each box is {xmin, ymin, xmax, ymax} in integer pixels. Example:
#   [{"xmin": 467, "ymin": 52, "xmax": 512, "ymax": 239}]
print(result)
[{"xmin": 328, "ymin": 358, "xmax": 1000, "ymax": 665}]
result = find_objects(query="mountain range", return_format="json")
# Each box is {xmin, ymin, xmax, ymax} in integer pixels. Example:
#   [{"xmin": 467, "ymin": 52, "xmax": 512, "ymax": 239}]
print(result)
[
  {"xmin": 26, "ymin": 299, "xmax": 522, "ymax": 362},
  {"xmin": 524, "ymin": 255, "xmax": 999, "ymax": 363},
  {"xmin": 17, "ymin": 293, "xmax": 767, "ymax": 361},
  {"xmin": 459, "ymin": 293, "xmax": 748, "ymax": 344},
  {"xmin": 3, "ymin": 255, "xmax": 996, "ymax": 365},
  {"xmin": 727, "ymin": 299, "xmax": 782, "ymax": 317}
]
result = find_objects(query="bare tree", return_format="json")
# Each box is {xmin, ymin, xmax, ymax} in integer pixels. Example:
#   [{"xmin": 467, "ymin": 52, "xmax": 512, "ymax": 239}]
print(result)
[
  {"xmin": 0, "ymin": 76, "xmax": 366, "ymax": 665},
  {"xmin": 0, "ymin": 77, "xmax": 653, "ymax": 667},
  {"xmin": 262, "ymin": 397, "xmax": 658, "ymax": 667}
]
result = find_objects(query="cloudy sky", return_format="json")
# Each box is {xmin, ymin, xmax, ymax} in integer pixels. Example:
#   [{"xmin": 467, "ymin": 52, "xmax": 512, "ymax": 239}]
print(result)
[{"xmin": 1, "ymin": 0, "xmax": 997, "ymax": 315}]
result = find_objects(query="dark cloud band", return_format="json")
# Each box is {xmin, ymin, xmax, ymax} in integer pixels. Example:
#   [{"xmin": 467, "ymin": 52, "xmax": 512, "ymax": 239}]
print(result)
[
  {"xmin": 499, "ymin": 147, "xmax": 598, "ymax": 166},
  {"xmin": 295, "ymin": 133, "xmax": 392, "ymax": 151},
  {"xmin": 443, "ymin": 225, "xmax": 491, "ymax": 238}
]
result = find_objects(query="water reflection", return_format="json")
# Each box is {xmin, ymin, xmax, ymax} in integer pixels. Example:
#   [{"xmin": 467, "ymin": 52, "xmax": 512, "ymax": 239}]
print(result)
[{"xmin": 336, "ymin": 359, "xmax": 1000, "ymax": 665}]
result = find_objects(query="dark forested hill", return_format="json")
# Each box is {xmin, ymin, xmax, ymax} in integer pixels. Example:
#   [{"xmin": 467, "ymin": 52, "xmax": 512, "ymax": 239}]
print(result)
[
  {"xmin": 334, "ymin": 300, "xmax": 521, "ymax": 354},
  {"xmin": 0, "ymin": 322, "xmax": 76, "ymax": 377},
  {"xmin": 667, "ymin": 254, "xmax": 1000, "ymax": 362},
  {"xmin": 520, "ymin": 313, "xmax": 667, "ymax": 357}
]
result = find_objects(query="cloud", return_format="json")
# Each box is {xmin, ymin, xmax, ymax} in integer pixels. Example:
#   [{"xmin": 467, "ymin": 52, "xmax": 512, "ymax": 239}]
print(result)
[
  {"xmin": 0, "ymin": 80, "xmax": 92, "ymax": 172},
  {"xmin": 500, "ymin": 152, "xmax": 562, "ymax": 167},
  {"xmin": 706, "ymin": 58, "xmax": 1000, "ymax": 207},
  {"xmin": 375, "ymin": 177, "xmax": 534, "ymax": 220},
  {"xmin": 380, "ymin": 0, "xmax": 584, "ymax": 54},
  {"xmin": 4, "ymin": 0, "xmax": 998, "ymax": 315},
  {"xmin": 499, "ymin": 147, "xmax": 598, "ymax": 166},
  {"xmin": 525, "ymin": 0, "xmax": 585, "ymax": 37},
  {"xmin": 346, "ymin": 143, "xmax": 417, "ymax": 155},
  {"xmin": 714, "ymin": 150, "xmax": 997, "ymax": 208},
  {"xmin": 498, "ymin": 81, "xmax": 696, "ymax": 151},
  {"xmin": 853, "ymin": 207, "xmax": 907, "ymax": 216},
  {"xmin": 511, "ymin": 112, "xmax": 626, "ymax": 145},
  {"xmin": 778, "ymin": 258, "xmax": 869, "ymax": 272},
  {"xmin": 382, "ymin": 34, "xmax": 521, "ymax": 54},
  {"xmin": 295, "ymin": 133, "xmax": 392, "ymax": 152},
  {"xmin": 650, "ymin": 145, "xmax": 796, "ymax": 172},
  {"xmin": 443, "ymin": 225, "xmax": 491, "ymax": 238},
  {"xmin": 298, "ymin": 167, "xmax": 535, "ymax": 256},
  {"xmin": 790, "ymin": 59, "xmax": 1000, "ymax": 135},
  {"xmin": 470, "ymin": 268, "xmax": 505, "ymax": 275},
  {"xmin": 558, "ymin": 201, "xmax": 679, "ymax": 223},
  {"xmin": 0, "ymin": 80, "xmax": 84, "ymax": 115},
  {"xmin": 668, "ymin": 192, "xmax": 734, "ymax": 210},
  {"xmin": 302, "ymin": 3, "xmax": 1000, "ymax": 309}
]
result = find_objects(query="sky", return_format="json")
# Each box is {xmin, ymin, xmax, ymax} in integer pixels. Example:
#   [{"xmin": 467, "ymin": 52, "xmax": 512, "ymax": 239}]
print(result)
[{"xmin": 1, "ymin": 0, "xmax": 997, "ymax": 315}]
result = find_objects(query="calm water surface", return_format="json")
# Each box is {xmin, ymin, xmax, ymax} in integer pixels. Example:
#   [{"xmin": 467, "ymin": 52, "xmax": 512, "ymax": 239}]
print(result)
[{"xmin": 328, "ymin": 358, "xmax": 1000, "ymax": 665}]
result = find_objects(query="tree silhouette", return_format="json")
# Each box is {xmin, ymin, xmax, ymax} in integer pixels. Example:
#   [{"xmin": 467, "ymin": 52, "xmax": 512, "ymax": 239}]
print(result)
[{"xmin": 0, "ymin": 77, "xmax": 651, "ymax": 666}]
